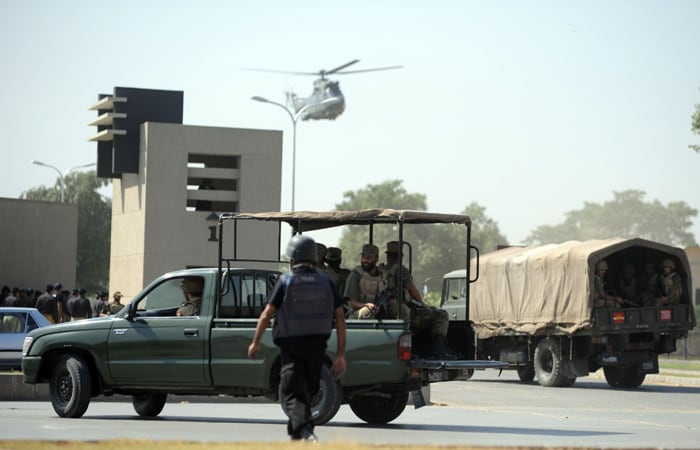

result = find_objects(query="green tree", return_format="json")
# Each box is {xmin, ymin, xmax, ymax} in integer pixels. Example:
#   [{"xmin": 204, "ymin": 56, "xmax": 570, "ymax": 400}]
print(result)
[
  {"xmin": 335, "ymin": 180, "xmax": 507, "ymax": 299},
  {"xmin": 22, "ymin": 171, "xmax": 112, "ymax": 292},
  {"xmin": 691, "ymin": 88, "xmax": 700, "ymax": 153},
  {"xmin": 525, "ymin": 190, "xmax": 697, "ymax": 247}
]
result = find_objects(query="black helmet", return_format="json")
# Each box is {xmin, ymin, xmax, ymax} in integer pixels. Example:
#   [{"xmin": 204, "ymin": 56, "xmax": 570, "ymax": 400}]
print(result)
[{"xmin": 286, "ymin": 235, "xmax": 317, "ymax": 263}]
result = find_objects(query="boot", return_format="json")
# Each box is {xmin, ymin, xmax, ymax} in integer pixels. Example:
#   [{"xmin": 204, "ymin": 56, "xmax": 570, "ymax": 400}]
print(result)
[{"xmin": 431, "ymin": 335, "xmax": 457, "ymax": 360}]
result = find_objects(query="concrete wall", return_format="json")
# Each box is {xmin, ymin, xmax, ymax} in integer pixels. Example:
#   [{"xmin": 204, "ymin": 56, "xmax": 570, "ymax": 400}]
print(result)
[
  {"xmin": 109, "ymin": 122, "xmax": 282, "ymax": 300},
  {"xmin": 0, "ymin": 198, "xmax": 77, "ymax": 290}
]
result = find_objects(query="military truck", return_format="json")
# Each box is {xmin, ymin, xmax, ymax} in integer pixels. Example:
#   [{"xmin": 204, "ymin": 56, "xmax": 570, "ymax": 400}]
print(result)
[
  {"xmin": 441, "ymin": 238, "xmax": 696, "ymax": 388},
  {"xmin": 22, "ymin": 209, "xmax": 505, "ymax": 422}
]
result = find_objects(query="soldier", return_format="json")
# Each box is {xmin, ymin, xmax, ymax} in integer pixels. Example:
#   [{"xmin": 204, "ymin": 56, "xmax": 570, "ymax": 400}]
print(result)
[
  {"xmin": 383, "ymin": 241, "xmax": 454, "ymax": 359},
  {"xmin": 248, "ymin": 235, "xmax": 346, "ymax": 442},
  {"xmin": 617, "ymin": 262, "xmax": 639, "ymax": 306},
  {"xmin": 344, "ymin": 244, "xmax": 410, "ymax": 320},
  {"xmin": 658, "ymin": 259, "xmax": 683, "ymax": 305},
  {"xmin": 177, "ymin": 277, "xmax": 203, "ymax": 316},
  {"xmin": 108, "ymin": 291, "xmax": 125, "ymax": 315},
  {"xmin": 324, "ymin": 247, "xmax": 350, "ymax": 301},
  {"xmin": 315, "ymin": 243, "xmax": 328, "ymax": 271},
  {"xmin": 593, "ymin": 260, "xmax": 623, "ymax": 308},
  {"xmin": 639, "ymin": 260, "xmax": 660, "ymax": 306}
]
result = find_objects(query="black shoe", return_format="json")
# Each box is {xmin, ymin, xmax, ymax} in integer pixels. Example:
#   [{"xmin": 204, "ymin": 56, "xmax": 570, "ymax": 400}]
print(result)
[{"xmin": 300, "ymin": 426, "xmax": 318, "ymax": 443}]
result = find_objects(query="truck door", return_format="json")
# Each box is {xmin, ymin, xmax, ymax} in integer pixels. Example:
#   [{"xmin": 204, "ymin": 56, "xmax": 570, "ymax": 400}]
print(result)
[
  {"xmin": 210, "ymin": 270, "xmax": 278, "ymax": 389},
  {"xmin": 442, "ymin": 275, "xmax": 468, "ymax": 321},
  {"xmin": 107, "ymin": 275, "xmax": 209, "ymax": 385}
]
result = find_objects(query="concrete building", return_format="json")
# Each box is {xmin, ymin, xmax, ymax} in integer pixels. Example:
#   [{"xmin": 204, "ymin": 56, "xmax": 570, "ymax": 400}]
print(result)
[
  {"xmin": 108, "ymin": 122, "xmax": 282, "ymax": 299},
  {"xmin": 0, "ymin": 198, "xmax": 77, "ymax": 290}
]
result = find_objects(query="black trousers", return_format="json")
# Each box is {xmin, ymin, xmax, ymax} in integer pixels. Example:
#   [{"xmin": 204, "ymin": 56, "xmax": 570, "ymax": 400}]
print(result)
[{"xmin": 278, "ymin": 338, "xmax": 326, "ymax": 438}]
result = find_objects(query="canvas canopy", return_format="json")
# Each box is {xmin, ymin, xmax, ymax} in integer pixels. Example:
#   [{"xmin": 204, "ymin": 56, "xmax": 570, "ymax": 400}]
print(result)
[
  {"xmin": 222, "ymin": 209, "xmax": 471, "ymax": 232},
  {"xmin": 468, "ymin": 238, "xmax": 690, "ymax": 338}
]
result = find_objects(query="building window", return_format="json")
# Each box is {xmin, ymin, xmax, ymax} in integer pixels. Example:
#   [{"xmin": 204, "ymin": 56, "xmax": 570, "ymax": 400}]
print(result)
[{"xmin": 186, "ymin": 154, "xmax": 240, "ymax": 212}]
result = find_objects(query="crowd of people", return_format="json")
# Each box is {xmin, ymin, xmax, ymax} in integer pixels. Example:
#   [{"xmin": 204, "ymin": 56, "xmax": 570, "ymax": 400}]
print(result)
[{"xmin": 0, "ymin": 282, "xmax": 125, "ymax": 323}]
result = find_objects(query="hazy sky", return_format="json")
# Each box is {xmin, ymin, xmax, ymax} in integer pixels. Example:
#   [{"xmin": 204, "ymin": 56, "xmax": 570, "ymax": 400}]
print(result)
[{"xmin": 1, "ymin": 1, "xmax": 699, "ymax": 247}]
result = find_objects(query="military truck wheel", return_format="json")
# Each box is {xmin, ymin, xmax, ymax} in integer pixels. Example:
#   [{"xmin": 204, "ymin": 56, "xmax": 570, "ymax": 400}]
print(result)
[
  {"xmin": 132, "ymin": 393, "xmax": 168, "ymax": 417},
  {"xmin": 349, "ymin": 392, "xmax": 408, "ymax": 424},
  {"xmin": 534, "ymin": 338, "xmax": 571, "ymax": 387},
  {"xmin": 603, "ymin": 364, "xmax": 646, "ymax": 388},
  {"xmin": 311, "ymin": 365, "xmax": 342, "ymax": 425},
  {"xmin": 49, "ymin": 354, "xmax": 92, "ymax": 418}
]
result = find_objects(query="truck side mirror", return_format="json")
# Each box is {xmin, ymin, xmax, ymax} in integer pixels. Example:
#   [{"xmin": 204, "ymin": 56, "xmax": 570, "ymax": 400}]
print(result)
[{"xmin": 126, "ymin": 302, "xmax": 137, "ymax": 321}]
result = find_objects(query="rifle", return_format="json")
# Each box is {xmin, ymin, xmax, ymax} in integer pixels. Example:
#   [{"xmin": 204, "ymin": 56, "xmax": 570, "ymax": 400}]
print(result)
[{"xmin": 371, "ymin": 287, "xmax": 397, "ymax": 319}]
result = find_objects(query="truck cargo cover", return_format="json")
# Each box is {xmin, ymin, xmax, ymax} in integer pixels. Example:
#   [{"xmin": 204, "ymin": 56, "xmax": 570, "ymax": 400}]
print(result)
[{"xmin": 469, "ymin": 238, "xmax": 690, "ymax": 338}]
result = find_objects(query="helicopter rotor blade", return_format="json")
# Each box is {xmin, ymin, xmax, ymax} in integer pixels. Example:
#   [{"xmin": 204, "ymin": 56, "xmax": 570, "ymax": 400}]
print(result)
[
  {"xmin": 325, "ymin": 59, "xmax": 361, "ymax": 75},
  {"xmin": 334, "ymin": 65, "xmax": 404, "ymax": 75},
  {"xmin": 241, "ymin": 67, "xmax": 319, "ymax": 76}
]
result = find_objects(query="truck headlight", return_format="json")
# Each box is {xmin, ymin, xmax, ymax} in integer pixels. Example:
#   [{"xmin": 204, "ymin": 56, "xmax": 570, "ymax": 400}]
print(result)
[{"xmin": 22, "ymin": 336, "xmax": 33, "ymax": 355}]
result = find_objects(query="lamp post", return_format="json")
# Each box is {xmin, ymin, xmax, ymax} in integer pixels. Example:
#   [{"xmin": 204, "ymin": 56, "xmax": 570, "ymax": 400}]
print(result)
[
  {"xmin": 251, "ymin": 96, "xmax": 339, "ymax": 211},
  {"xmin": 31, "ymin": 160, "xmax": 96, "ymax": 203}
]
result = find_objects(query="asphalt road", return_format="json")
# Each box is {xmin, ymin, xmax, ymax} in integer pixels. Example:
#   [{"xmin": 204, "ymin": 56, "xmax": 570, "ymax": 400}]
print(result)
[{"xmin": 1, "ymin": 370, "xmax": 698, "ymax": 448}]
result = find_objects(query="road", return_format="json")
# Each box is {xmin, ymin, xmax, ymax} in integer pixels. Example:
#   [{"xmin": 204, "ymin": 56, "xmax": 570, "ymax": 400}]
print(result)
[{"xmin": 1, "ymin": 370, "xmax": 698, "ymax": 448}]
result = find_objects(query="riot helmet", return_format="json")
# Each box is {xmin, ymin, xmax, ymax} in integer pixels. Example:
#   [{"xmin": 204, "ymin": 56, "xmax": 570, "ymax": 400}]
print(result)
[{"xmin": 286, "ymin": 235, "xmax": 317, "ymax": 263}]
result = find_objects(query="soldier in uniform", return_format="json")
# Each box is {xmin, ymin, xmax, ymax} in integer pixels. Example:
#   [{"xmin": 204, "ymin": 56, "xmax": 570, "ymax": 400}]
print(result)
[
  {"xmin": 344, "ymin": 244, "xmax": 410, "ymax": 320},
  {"xmin": 593, "ymin": 260, "xmax": 624, "ymax": 308},
  {"xmin": 324, "ymin": 247, "xmax": 350, "ymax": 302},
  {"xmin": 315, "ymin": 243, "xmax": 328, "ymax": 271},
  {"xmin": 176, "ymin": 277, "xmax": 203, "ymax": 316},
  {"xmin": 617, "ymin": 262, "xmax": 639, "ymax": 306},
  {"xmin": 35, "ymin": 284, "xmax": 58, "ymax": 324},
  {"xmin": 248, "ymin": 235, "xmax": 346, "ymax": 442},
  {"xmin": 109, "ymin": 291, "xmax": 125, "ymax": 315},
  {"xmin": 383, "ymin": 241, "xmax": 454, "ymax": 359},
  {"xmin": 658, "ymin": 259, "xmax": 683, "ymax": 305},
  {"xmin": 69, "ymin": 289, "xmax": 92, "ymax": 320},
  {"xmin": 639, "ymin": 260, "xmax": 660, "ymax": 306}
]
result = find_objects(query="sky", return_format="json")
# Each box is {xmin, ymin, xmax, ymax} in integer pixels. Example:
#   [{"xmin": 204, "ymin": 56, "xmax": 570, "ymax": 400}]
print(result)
[{"xmin": 1, "ymin": 0, "xmax": 699, "ymax": 248}]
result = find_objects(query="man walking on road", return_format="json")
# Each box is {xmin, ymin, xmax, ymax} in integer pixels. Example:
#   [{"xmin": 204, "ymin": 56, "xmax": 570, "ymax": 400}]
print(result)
[{"xmin": 248, "ymin": 235, "xmax": 346, "ymax": 442}]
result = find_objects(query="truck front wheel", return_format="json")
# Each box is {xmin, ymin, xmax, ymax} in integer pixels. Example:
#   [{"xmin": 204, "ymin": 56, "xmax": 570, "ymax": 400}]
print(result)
[
  {"xmin": 49, "ymin": 354, "xmax": 92, "ymax": 418},
  {"xmin": 534, "ymin": 338, "xmax": 573, "ymax": 387},
  {"xmin": 603, "ymin": 364, "xmax": 646, "ymax": 388},
  {"xmin": 132, "ymin": 393, "xmax": 168, "ymax": 417},
  {"xmin": 349, "ymin": 392, "xmax": 409, "ymax": 424},
  {"xmin": 311, "ymin": 365, "xmax": 342, "ymax": 425}
]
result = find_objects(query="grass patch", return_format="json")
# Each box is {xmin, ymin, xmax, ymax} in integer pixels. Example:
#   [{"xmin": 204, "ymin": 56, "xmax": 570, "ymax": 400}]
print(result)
[{"xmin": 659, "ymin": 360, "xmax": 700, "ymax": 372}]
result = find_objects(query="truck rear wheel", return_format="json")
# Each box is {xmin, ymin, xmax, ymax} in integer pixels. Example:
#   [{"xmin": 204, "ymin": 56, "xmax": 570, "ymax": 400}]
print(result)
[
  {"xmin": 534, "ymin": 338, "xmax": 571, "ymax": 387},
  {"xmin": 349, "ymin": 392, "xmax": 408, "ymax": 424},
  {"xmin": 603, "ymin": 364, "xmax": 646, "ymax": 388},
  {"xmin": 49, "ymin": 354, "xmax": 92, "ymax": 418},
  {"xmin": 311, "ymin": 365, "xmax": 342, "ymax": 425},
  {"xmin": 132, "ymin": 393, "xmax": 168, "ymax": 417}
]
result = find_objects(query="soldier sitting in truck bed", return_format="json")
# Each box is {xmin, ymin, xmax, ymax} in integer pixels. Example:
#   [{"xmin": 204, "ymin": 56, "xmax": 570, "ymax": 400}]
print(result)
[
  {"xmin": 593, "ymin": 260, "xmax": 624, "ymax": 308},
  {"xmin": 658, "ymin": 259, "xmax": 683, "ymax": 305}
]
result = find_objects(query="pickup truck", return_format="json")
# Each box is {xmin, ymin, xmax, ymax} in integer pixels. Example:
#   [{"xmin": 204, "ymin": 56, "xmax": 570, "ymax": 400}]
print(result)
[
  {"xmin": 22, "ymin": 209, "xmax": 505, "ymax": 422},
  {"xmin": 440, "ymin": 238, "xmax": 696, "ymax": 388}
]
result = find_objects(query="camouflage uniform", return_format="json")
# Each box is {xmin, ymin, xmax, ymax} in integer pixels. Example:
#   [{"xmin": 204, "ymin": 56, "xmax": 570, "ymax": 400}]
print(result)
[
  {"xmin": 344, "ymin": 265, "xmax": 410, "ymax": 320},
  {"xmin": 177, "ymin": 277, "xmax": 204, "ymax": 316},
  {"xmin": 658, "ymin": 259, "xmax": 682, "ymax": 305},
  {"xmin": 324, "ymin": 247, "xmax": 351, "ymax": 301}
]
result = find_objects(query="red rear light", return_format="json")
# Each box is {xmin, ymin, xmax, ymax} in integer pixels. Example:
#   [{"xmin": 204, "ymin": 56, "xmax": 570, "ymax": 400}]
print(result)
[
  {"xmin": 398, "ymin": 332, "xmax": 412, "ymax": 361},
  {"xmin": 660, "ymin": 309, "xmax": 672, "ymax": 321},
  {"xmin": 612, "ymin": 311, "xmax": 625, "ymax": 325}
]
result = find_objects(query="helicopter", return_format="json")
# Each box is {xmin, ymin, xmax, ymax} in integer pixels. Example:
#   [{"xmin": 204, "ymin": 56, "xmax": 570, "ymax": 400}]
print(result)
[{"xmin": 244, "ymin": 60, "xmax": 402, "ymax": 121}]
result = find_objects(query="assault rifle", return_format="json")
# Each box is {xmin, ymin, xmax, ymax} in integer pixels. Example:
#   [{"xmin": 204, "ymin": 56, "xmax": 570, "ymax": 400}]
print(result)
[{"xmin": 371, "ymin": 287, "xmax": 397, "ymax": 319}]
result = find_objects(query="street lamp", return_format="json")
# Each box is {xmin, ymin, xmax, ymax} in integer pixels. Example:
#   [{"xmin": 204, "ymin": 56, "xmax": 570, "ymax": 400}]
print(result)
[
  {"xmin": 251, "ymin": 96, "xmax": 339, "ymax": 211},
  {"xmin": 31, "ymin": 160, "xmax": 96, "ymax": 203}
]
